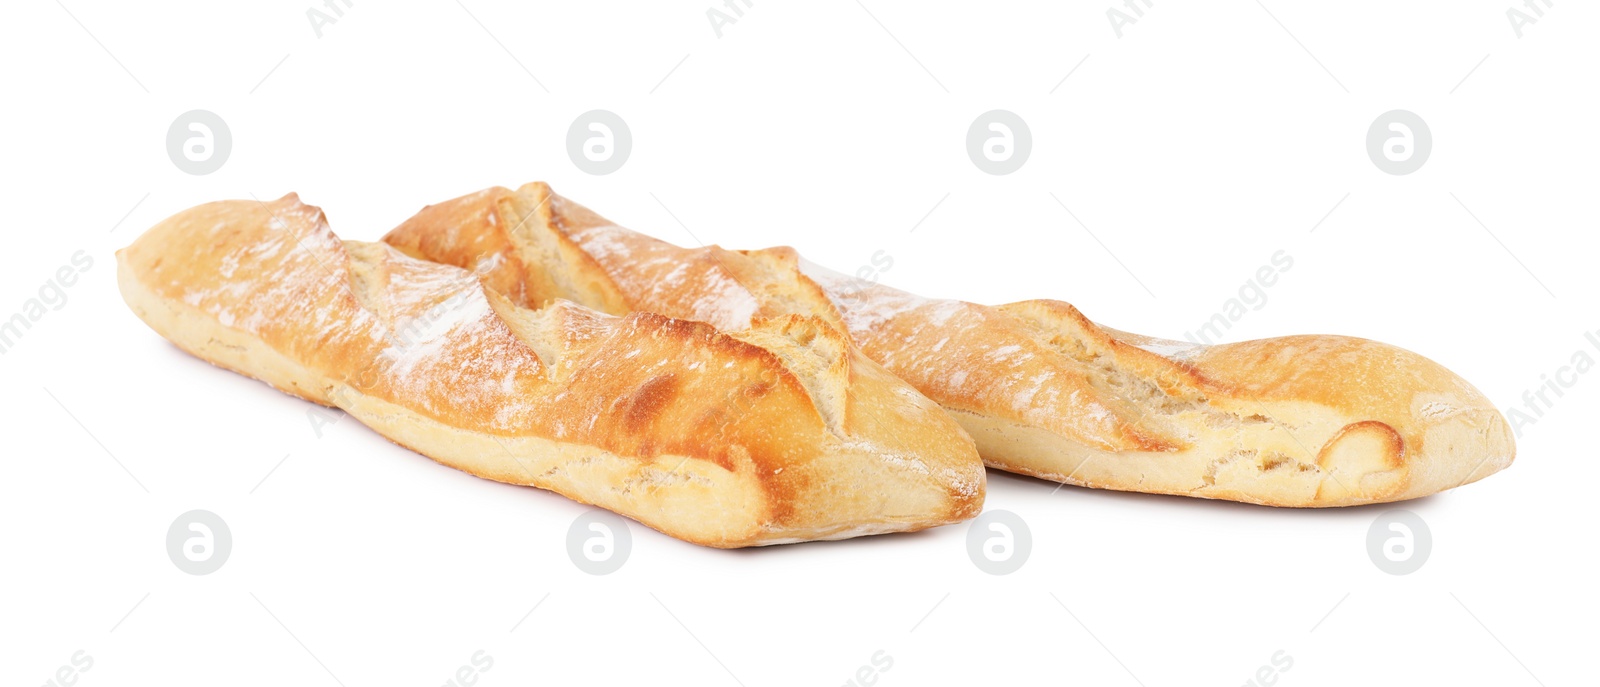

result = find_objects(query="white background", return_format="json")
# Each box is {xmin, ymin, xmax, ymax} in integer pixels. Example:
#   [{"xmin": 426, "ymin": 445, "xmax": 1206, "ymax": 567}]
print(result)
[{"xmin": 2, "ymin": 1, "xmax": 1594, "ymax": 684}]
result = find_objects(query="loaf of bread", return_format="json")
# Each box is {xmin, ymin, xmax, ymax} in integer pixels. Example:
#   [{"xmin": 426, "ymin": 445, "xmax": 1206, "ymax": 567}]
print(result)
[
  {"xmin": 117, "ymin": 194, "xmax": 985, "ymax": 547},
  {"xmin": 384, "ymin": 182, "xmax": 1515, "ymax": 507}
]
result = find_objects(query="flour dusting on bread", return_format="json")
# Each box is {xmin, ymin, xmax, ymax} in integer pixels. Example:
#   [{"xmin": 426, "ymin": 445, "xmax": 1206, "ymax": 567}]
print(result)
[
  {"xmin": 120, "ymin": 192, "xmax": 986, "ymax": 546},
  {"xmin": 379, "ymin": 182, "xmax": 1516, "ymax": 508}
]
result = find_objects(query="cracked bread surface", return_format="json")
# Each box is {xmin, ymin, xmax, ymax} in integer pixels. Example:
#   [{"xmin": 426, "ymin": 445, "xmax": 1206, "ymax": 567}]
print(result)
[
  {"xmin": 117, "ymin": 194, "xmax": 984, "ymax": 547},
  {"xmin": 383, "ymin": 182, "xmax": 1514, "ymax": 507}
]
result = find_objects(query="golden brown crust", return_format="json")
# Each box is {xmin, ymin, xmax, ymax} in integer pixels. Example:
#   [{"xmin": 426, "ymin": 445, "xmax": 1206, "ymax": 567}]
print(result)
[
  {"xmin": 118, "ymin": 194, "xmax": 984, "ymax": 546},
  {"xmin": 382, "ymin": 182, "xmax": 1514, "ymax": 507}
]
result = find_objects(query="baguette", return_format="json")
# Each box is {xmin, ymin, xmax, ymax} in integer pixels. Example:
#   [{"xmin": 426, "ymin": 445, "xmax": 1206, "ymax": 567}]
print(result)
[
  {"xmin": 383, "ymin": 182, "xmax": 1515, "ymax": 507},
  {"xmin": 116, "ymin": 194, "xmax": 985, "ymax": 547}
]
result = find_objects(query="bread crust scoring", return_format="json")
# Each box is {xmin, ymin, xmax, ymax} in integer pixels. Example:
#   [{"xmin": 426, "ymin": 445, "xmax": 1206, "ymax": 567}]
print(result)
[
  {"xmin": 118, "ymin": 194, "xmax": 984, "ymax": 546},
  {"xmin": 383, "ymin": 182, "xmax": 1514, "ymax": 507}
]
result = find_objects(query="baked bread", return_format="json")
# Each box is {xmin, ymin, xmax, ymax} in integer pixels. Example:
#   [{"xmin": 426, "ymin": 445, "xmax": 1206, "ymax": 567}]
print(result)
[
  {"xmin": 384, "ymin": 182, "xmax": 1515, "ymax": 507},
  {"xmin": 116, "ymin": 194, "xmax": 985, "ymax": 547}
]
